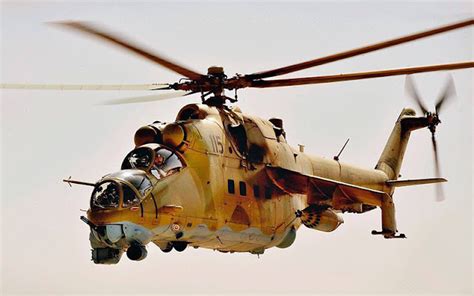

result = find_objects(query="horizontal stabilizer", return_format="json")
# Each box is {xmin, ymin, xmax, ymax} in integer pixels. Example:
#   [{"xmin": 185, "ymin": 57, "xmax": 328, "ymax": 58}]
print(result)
[{"xmin": 386, "ymin": 178, "xmax": 447, "ymax": 187}]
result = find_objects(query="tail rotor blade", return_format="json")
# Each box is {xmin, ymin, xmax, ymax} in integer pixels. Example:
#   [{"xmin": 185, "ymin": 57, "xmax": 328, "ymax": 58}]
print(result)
[
  {"xmin": 405, "ymin": 75, "xmax": 428, "ymax": 114},
  {"xmin": 435, "ymin": 75, "xmax": 456, "ymax": 114},
  {"xmin": 431, "ymin": 134, "xmax": 445, "ymax": 201}
]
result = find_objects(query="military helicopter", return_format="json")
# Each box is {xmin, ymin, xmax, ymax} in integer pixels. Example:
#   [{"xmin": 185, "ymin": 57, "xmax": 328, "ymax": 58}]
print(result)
[{"xmin": 2, "ymin": 19, "xmax": 473, "ymax": 264}]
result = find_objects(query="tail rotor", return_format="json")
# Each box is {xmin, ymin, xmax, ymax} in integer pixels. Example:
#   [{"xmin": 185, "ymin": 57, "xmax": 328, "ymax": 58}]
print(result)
[{"xmin": 404, "ymin": 75, "xmax": 456, "ymax": 201}]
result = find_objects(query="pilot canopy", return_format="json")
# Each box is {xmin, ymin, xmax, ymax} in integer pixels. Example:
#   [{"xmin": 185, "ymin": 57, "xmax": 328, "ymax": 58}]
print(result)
[{"xmin": 121, "ymin": 144, "xmax": 185, "ymax": 180}]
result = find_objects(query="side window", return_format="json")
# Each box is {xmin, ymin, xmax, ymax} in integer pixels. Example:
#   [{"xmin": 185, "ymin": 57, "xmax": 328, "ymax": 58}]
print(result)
[
  {"xmin": 253, "ymin": 185, "xmax": 260, "ymax": 198},
  {"xmin": 264, "ymin": 186, "xmax": 272, "ymax": 199},
  {"xmin": 228, "ymin": 179, "xmax": 235, "ymax": 194},
  {"xmin": 239, "ymin": 181, "xmax": 247, "ymax": 196},
  {"xmin": 122, "ymin": 185, "xmax": 139, "ymax": 208}
]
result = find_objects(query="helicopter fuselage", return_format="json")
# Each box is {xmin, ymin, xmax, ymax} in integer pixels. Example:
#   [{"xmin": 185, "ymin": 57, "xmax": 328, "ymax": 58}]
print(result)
[{"xmin": 84, "ymin": 103, "xmax": 413, "ymax": 264}]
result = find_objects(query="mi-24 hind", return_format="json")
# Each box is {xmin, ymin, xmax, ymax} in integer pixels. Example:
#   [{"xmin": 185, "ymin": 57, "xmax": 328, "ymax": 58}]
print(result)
[{"xmin": 2, "ymin": 19, "xmax": 473, "ymax": 264}]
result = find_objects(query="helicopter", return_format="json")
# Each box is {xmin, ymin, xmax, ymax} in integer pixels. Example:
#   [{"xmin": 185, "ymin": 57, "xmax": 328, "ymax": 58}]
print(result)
[{"xmin": 2, "ymin": 19, "xmax": 473, "ymax": 265}]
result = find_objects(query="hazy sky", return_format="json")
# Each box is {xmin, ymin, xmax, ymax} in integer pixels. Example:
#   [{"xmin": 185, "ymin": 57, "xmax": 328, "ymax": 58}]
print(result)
[{"xmin": 1, "ymin": 1, "xmax": 473, "ymax": 295}]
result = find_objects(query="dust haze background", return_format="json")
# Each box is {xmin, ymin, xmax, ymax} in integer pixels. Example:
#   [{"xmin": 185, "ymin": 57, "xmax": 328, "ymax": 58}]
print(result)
[{"xmin": 1, "ymin": 1, "xmax": 472, "ymax": 295}]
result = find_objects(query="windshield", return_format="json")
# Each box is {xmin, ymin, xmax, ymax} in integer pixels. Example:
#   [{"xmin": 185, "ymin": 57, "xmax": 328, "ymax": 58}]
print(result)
[
  {"xmin": 122, "ymin": 147, "xmax": 153, "ymax": 170},
  {"xmin": 91, "ymin": 181, "xmax": 120, "ymax": 209}
]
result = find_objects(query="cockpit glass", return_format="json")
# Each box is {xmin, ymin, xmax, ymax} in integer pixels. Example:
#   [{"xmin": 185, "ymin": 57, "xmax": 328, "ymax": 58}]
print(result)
[
  {"xmin": 151, "ymin": 147, "xmax": 184, "ymax": 179},
  {"xmin": 123, "ymin": 171, "xmax": 153, "ymax": 196},
  {"xmin": 108, "ymin": 170, "xmax": 153, "ymax": 198},
  {"xmin": 122, "ymin": 145, "xmax": 185, "ymax": 180},
  {"xmin": 122, "ymin": 185, "xmax": 139, "ymax": 208},
  {"xmin": 91, "ymin": 181, "xmax": 119, "ymax": 209},
  {"xmin": 91, "ymin": 170, "xmax": 153, "ymax": 209},
  {"xmin": 121, "ymin": 147, "xmax": 153, "ymax": 170}
]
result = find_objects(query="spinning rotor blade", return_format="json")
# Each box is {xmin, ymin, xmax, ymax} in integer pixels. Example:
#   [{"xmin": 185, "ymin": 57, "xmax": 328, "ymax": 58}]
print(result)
[
  {"xmin": 101, "ymin": 90, "xmax": 193, "ymax": 105},
  {"xmin": 405, "ymin": 76, "xmax": 428, "ymax": 114},
  {"xmin": 248, "ymin": 18, "xmax": 474, "ymax": 79},
  {"xmin": 52, "ymin": 21, "xmax": 203, "ymax": 80},
  {"xmin": 250, "ymin": 62, "xmax": 474, "ymax": 88},
  {"xmin": 431, "ymin": 134, "xmax": 445, "ymax": 201},
  {"xmin": 1, "ymin": 83, "xmax": 168, "ymax": 91},
  {"xmin": 435, "ymin": 75, "xmax": 456, "ymax": 114}
]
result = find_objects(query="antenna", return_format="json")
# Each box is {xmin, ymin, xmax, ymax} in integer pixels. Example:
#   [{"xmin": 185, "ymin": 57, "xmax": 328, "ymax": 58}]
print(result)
[{"xmin": 333, "ymin": 138, "xmax": 350, "ymax": 161}]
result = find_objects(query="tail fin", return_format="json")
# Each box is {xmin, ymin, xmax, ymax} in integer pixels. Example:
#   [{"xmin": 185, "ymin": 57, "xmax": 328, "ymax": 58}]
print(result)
[
  {"xmin": 376, "ymin": 108, "xmax": 430, "ymax": 180},
  {"xmin": 373, "ymin": 108, "xmax": 432, "ymax": 238}
]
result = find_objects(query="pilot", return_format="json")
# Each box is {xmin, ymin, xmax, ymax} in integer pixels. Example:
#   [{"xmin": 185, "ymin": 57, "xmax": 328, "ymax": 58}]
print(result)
[{"xmin": 152, "ymin": 153, "xmax": 167, "ymax": 178}]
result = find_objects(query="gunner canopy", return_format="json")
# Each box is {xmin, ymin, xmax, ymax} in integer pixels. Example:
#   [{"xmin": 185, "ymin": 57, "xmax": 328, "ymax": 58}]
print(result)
[{"xmin": 91, "ymin": 170, "xmax": 152, "ymax": 209}]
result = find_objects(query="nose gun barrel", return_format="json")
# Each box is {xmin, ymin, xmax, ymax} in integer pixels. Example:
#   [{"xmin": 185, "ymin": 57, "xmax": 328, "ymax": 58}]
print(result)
[{"xmin": 63, "ymin": 177, "xmax": 96, "ymax": 187}]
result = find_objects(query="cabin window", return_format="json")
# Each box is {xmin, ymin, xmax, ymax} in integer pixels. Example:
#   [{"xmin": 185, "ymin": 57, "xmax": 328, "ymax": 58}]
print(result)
[
  {"xmin": 264, "ymin": 186, "xmax": 272, "ymax": 199},
  {"xmin": 228, "ymin": 179, "xmax": 235, "ymax": 194},
  {"xmin": 253, "ymin": 185, "xmax": 260, "ymax": 198},
  {"xmin": 239, "ymin": 181, "xmax": 247, "ymax": 196}
]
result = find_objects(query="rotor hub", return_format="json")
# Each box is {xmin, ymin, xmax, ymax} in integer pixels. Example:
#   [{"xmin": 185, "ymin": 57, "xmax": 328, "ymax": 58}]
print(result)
[
  {"xmin": 426, "ymin": 112, "xmax": 441, "ymax": 134},
  {"xmin": 207, "ymin": 66, "xmax": 225, "ymax": 76}
]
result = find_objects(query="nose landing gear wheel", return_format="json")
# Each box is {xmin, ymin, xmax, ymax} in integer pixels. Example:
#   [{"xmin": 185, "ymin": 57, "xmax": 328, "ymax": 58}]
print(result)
[{"xmin": 126, "ymin": 243, "xmax": 147, "ymax": 261}]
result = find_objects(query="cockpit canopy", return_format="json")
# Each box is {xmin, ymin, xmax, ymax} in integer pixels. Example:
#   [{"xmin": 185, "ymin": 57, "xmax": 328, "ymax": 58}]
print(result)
[
  {"xmin": 91, "ymin": 170, "xmax": 152, "ymax": 209},
  {"xmin": 121, "ymin": 144, "xmax": 185, "ymax": 179},
  {"xmin": 91, "ymin": 145, "xmax": 185, "ymax": 210}
]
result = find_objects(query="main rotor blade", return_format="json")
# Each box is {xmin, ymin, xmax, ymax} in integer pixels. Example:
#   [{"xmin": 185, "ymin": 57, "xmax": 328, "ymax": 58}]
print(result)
[
  {"xmin": 435, "ymin": 75, "xmax": 456, "ymax": 114},
  {"xmin": 248, "ymin": 19, "xmax": 474, "ymax": 79},
  {"xmin": 405, "ymin": 75, "xmax": 428, "ymax": 114},
  {"xmin": 431, "ymin": 134, "xmax": 445, "ymax": 202},
  {"xmin": 1, "ymin": 83, "xmax": 169, "ymax": 91},
  {"xmin": 101, "ymin": 90, "xmax": 193, "ymax": 105},
  {"xmin": 250, "ymin": 62, "xmax": 474, "ymax": 88},
  {"xmin": 52, "ymin": 21, "xmax": 203, "ymax": 80}
]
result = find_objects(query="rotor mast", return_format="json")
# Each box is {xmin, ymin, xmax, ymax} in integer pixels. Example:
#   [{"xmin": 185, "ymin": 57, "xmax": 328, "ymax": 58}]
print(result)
[{"xmin": 202, "ymin": 66, "xmax": 232, "ymax": 106}]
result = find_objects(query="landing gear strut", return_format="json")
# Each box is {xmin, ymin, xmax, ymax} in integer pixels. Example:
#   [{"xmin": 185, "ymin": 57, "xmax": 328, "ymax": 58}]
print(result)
[
  {"xmin": 371, "ymin": 230, "xmax": 406, "ymax": 239},
  {"xmin": 161, "ymin": 242, "xmax": 173, "ymax": 253}
]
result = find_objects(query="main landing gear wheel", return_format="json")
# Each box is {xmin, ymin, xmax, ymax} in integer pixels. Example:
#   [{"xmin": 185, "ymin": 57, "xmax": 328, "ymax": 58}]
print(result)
[{"xmin": 173, "ymin": 241, "xmax": 188, "ymax": 252}]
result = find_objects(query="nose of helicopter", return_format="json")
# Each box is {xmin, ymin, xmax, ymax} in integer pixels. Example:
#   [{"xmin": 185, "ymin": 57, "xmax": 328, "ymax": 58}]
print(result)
[
  {"xmin": 95, "ymin": 224, "xmax": 124, "ymax": 244},
  {"xmin": 82, "ymin": 216, "xmax": 153, "ymax": 248}
]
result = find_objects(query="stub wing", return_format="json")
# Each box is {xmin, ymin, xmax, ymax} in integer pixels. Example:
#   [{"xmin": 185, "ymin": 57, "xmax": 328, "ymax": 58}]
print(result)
[
  {"xmin": 266, "ymin": 166, "xmax": 402, "ymax": 238},
  {"xmin": 265, "ymin": 165, "xmax": 387, "ymax": 207}
]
